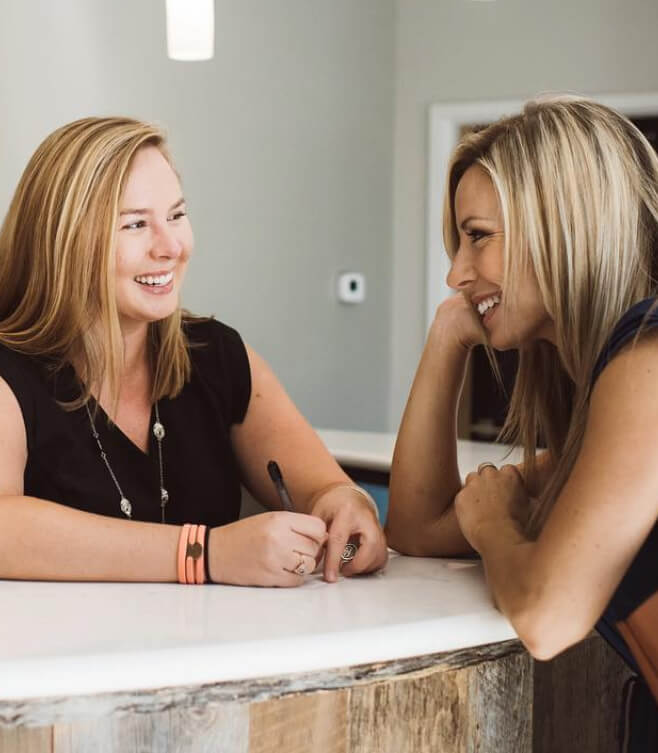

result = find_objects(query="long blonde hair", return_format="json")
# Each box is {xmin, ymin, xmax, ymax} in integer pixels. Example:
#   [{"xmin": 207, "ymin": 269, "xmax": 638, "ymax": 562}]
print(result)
[
  {"xmin": 0, "ymin": 116, "xmax": 192, "ymax": 412},
  {"xmin": 443, "ymin": 96, "xmax": 658, "ymax": 535}
]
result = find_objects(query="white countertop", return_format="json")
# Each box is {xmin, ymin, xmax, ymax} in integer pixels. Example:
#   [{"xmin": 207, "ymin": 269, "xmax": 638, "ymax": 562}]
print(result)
[
  {"xmin": 315, "ymin": 429, "xmax": 522, "ymax": 472},
  {"xmin": 0, "ymin": 555, "xmax": 516, "ymax": 701},
  {"xmin": 0, "ymin": 434, "xmax": 522, "ymax": 701}
]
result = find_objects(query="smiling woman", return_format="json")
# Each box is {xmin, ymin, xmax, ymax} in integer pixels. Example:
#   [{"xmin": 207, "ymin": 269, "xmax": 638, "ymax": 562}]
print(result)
[
  {"xmin": 386, "ymin": 96, "xmax": 658, "ymax": 742},
  {"xmin": 446, "ymin": 164, "xmax": 555, "ymax": 350},
  {"xmin": 115, "ymin": 150, "xmax": 191, "ymax": 333},
  {"xmin": 0, "ymin": 117, "xmax": 387, "ymax": 589}
]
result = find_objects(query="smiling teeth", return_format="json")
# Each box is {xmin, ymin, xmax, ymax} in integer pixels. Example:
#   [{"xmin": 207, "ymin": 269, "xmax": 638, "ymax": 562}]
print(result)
[
  {"xmin": 477, "ymin": 295, "xmax": 501, "ymax": 316},
  {"xmin": 135, "ymin": 272, "xmax": 173, "ymax": 286}
]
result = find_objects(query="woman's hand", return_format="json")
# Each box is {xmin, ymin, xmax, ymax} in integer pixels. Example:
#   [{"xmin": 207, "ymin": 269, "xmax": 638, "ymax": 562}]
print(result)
[
  {"xmin": 432, "ymin": 293, "xmax": 487, "ymax": 352},
  {"xmin": 454, "ymin": 465, "xmax": 530, "ymax": 552},
  {"xmin": 208, "ymin": 512, "xmax": 328, "ymax": 587},
  {"xmin": 310, "ymin": 485, "xmax": 388, "ymax": 582}
]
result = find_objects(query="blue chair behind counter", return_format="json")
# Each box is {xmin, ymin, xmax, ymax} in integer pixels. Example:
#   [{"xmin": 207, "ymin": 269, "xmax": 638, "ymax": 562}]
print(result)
[{"xmin": 360, "ymin": 482, "xmax": 389, "ymax": 524}]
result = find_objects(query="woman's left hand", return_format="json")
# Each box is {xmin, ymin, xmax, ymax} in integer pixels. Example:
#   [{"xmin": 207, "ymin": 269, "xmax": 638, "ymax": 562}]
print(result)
[
  {"xmin": 454, "ymin": 464, "xmax": 530, "ymax": 553},
  {"xmin": 310, "ymin": 485, "xmax": 388, "ymax": 582}
]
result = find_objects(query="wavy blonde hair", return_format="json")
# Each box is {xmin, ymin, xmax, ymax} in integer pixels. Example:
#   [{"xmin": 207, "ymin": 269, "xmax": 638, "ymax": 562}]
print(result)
[
  {"xmin": 443, "ymin": 96, "xmax": 658, "ymax": 535},
  {"xmin": 0, "ymin": 116, "xmax": 192, "ymax": 413}
]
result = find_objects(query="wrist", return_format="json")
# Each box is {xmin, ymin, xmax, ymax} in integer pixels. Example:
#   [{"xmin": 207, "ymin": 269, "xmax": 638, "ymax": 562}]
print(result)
[
  {"xmin": 427, "ymin": 318, "xmax": 472, "ymax": 357},
  {"xmin": 474, "ymin": 516, "xmax": 526, "ymax": 556},
  {"xmin": 309, "ymin": 481, "xmax": 379, "ymax": 521},
  {"xmin": 480, "ymin": 537, "xmax": 536, "ymax": 616},
  {"xmin": 207, "ymin": 526, "xmax": 227, "ymax": 584}
]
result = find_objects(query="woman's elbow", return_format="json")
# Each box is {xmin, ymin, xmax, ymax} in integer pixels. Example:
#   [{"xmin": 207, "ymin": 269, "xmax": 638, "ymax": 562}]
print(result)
[
  {"xmin": 384, "ymin": 522, "xmax": 425, "ymax": 556},
  {"xmin": 511, "ymin": 606, "xmax": 590, "ymax": 661}
]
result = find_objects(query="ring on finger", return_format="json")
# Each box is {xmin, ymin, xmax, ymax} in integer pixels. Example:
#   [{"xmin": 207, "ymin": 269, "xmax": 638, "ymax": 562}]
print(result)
[
  {"xmin": 293, "ymin": 555, "xmax": 307, "ymax": 576},
  {"xmin": 341, "ymin": 542, "xmax": 359, "ymax": 563},
  {"xmin": 477, "ymin": 461, "xmax": 497, "ymax": 474}
]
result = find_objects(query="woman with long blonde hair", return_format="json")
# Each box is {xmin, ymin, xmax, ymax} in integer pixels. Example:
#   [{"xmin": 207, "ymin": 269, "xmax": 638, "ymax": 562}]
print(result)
[
  {"xmin": 0, "ymin": 117, "xmax": 387, "ymax": 587},
  {"xmin": 386, "ymin": 97, "xmax": 658, "ymax": 737}
]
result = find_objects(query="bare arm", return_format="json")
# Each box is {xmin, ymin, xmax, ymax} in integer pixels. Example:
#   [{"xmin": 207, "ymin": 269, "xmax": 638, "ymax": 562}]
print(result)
[
  {"xmin": 0, "ymin": 375, "xmax": 326, "ymax": 586},
  {"xmin": 0, "ymin": 376, "xmax": 180, "ymax": 581},
  {"xmin": 386, "ymin": 295, "xmax": 556, "ymax": 558},
  {"xmin": 230, "ymin": 346, "xmax": 388, "ymax": 581},
  {"xmin": 458, "ymin": 335, "xmax": 658, "ymax": 659},
  {"xmin": 230, "ymin": 347, "xmax": 353, "ymax": 513},
  {"xmin": 0, "ymin": 496, "xmax": 181, "ymax": 581},
  {"xmin": 386, "ymin": 315, "xmax": 472, "ymax": 556}
]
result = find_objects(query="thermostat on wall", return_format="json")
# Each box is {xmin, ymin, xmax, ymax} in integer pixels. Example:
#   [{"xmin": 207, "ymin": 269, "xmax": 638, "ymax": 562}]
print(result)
[{"xmin": 337, "ymin": 272, "xmax": 366, "ymax": 303}]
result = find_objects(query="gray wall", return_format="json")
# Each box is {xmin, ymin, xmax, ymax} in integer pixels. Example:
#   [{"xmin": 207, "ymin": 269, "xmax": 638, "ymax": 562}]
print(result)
[
  {"xmin": 0, "ymin": 0, "xmax": 394, "ymax": 431},
  {"xmin": 389, "ymin": 0, "xmax": 658, "ymax": 429},
  {"xmin": 5, "ymin": 1, "xmax": 658, "ymax": 434}
]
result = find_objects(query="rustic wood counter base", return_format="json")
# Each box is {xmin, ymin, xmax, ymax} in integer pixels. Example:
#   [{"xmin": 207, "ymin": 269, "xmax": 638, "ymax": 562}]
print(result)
[
  {"xmin": 0, "ymin": 627, "xmax": 629, "ymax": 752},
  {"xmin": 0, "ymin": 434, "xmax": 632, "ymax": 751}
]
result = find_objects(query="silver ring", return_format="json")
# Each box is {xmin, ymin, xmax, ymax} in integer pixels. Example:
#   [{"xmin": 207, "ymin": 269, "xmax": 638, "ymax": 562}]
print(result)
[
  {"xmin": 341, "ymin": 542, "xmax": 358, "ymax": 562},
  {"xmin": 293, "ymin": 556, "xmax": 306, "ymax": 576},
  {"xmin": 477, "ymin": 462, "xmax": 497, "ymax": 473}
]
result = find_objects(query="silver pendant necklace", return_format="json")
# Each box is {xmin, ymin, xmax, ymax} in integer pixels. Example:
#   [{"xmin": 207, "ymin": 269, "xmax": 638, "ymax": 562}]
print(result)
[{"xmin": 85, "ymin": 402, "xmax": 169, "ymax": 523}]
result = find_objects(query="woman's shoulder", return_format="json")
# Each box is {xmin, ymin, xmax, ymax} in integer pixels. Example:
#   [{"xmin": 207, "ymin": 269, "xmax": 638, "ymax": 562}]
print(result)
[{"xmin": 592, "ymin": 298, "xmax": 658, "ymax": 387}]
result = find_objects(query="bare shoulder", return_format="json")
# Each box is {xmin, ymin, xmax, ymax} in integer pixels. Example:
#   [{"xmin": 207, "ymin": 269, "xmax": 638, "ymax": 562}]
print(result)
[
  {"xmin": 244, "ymin": 343, "xmax": 268, "ymax": 370},
  {"xmin": 578, "ymin": 329, "xmax": 658, "ymax": 496},
  {"xmin": 233, "ymin": 344, "xmax": 293, "ymax": 433},
  {"xmin": 589, "ymin": 328, "xmax": 658, "ymax": 426},
  {"xmin": 243, "ymin": 344, "xmax": 279, "ymax": 393},
  {"xmin": 0, "ymin": 375, "xmax": 27, "ymax": 495}
]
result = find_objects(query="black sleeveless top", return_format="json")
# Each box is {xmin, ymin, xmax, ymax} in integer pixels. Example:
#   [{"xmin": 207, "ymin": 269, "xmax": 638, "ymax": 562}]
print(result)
[
  {"xmin": 0, "ymin": 318, "xmax": 251, "ymax": 527},
  {"xmin": 592, "ymin": 299, "xmax": 658, "ymax": 673}
]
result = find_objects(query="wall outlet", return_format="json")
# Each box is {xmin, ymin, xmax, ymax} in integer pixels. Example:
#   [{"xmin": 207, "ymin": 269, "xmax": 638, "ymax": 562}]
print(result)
[{"xmin": 337, "ymin": 272, "xmax": 366, "ymax": 303}]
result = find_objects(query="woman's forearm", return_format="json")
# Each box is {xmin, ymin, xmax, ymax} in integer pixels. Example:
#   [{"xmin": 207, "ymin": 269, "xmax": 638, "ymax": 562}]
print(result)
[
  {"xmin": 386, "ymin": 325, "xmax": 471, "ymax": 555},
  {"xmin": 476, "ymin": 521, "xmax": 583, "ymax": 659},
  {"xmin": 477, "ymin": 519, "xmax": 533, "ymax": 616},
  {"xmin": 0, "ymin": 495, "xmax": 180, "ymax": 581}
]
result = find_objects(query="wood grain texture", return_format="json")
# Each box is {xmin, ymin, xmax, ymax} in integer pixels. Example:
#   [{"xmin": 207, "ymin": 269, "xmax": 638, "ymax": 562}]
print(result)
[
  {"xmin": 348, "ymin": 650, "xmax": 532, "ymax": 753},
  {"xmin": 0, "ymin": 635, "xmax": 630, "ymax": 753},
  {"xmin": 532, "ymin": 634, "xmax": 632, "ymax": 753},
  {"xmin": 469, "ymin": 650, "xmax": 532, "ymax": 750},
  {"xmin": 249, "ymin": 690, "xmax": 347, "ymax": 753},
  {"xmin": 0, "ymin": 725, "xmax": 52, "ymax": 753},
  {"xmin": 0, "ymin": 641, "xmax": 523, "ymax": 729},
  {"xmin": 51, "ymin": 704, "xmax": 248, "ymax": 753}
]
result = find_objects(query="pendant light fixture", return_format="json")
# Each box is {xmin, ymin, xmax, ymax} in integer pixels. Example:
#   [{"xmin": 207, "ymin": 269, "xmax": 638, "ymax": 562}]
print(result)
[{"xmin": 166, "ymin": 0, "xmax": 215, "ymax": 61}]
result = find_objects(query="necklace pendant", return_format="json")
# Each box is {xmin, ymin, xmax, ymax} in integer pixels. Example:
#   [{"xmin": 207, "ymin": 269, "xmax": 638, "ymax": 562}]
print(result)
[
  {"xmin": 120, "ymin": 497, "xmax": 133, "ymax": 518},
  {"xmin": 153, "ymin": 421, "xmax": 165, "ymax": 441}
]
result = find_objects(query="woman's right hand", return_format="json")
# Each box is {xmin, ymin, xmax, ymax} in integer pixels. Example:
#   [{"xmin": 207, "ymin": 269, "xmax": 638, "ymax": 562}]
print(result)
[
  {"xmin": 431, "ymin": 293, "xmax": 486, "ymax": 352},
  {"xmin": 208, "ymin": 512, "xmax": 328, "ymax": 587}
]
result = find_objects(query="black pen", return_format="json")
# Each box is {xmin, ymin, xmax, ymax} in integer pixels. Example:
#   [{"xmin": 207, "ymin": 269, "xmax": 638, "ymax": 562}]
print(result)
[{"xmin": 267, "ymin": 460, "xmax": 295, "ymax": 512}]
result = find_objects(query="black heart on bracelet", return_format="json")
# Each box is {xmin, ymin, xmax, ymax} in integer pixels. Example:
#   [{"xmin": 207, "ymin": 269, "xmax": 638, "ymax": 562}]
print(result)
[{"xmin": 186, "ymin": 542, "xmax": 203, "ymax": 560}]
